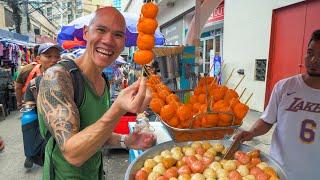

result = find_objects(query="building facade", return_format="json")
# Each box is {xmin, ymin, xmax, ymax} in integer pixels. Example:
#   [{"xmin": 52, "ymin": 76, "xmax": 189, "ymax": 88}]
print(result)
[
  {"xmin": 44, "ymin": 0, "xmax": 112, "ymax": 31},
  {"xmin": 0, "ymin": 1, "xmax": 58, "ymax": 43},
  {"xmin": 221, "ymin": 0, "xmax": 320, "ymax": 112}
]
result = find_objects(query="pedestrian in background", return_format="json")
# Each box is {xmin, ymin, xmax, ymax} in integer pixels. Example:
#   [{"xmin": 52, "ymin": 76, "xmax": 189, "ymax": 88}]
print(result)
[{"xmin": 17, "ymin": 43, "xmax": 62, "ymax": 169}]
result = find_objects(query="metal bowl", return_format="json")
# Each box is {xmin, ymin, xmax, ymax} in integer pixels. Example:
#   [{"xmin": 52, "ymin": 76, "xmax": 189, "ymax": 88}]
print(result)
[{"xmin": 125, "ymin": 140, "xmax": 288, "ymax": 180}]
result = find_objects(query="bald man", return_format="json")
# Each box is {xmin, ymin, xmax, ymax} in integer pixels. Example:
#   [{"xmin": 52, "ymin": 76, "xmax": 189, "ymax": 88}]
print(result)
[{"xmin": 37, "ymin": 7, "xmax": 155, "ymax": 179}]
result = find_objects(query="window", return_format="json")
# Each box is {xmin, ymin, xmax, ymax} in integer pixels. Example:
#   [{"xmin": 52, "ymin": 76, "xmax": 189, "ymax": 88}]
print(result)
[
  {"xmin": 68, "ymin": 14, "xmax": 73, "ymax": 23},
  {"xmin": 34, "ymin": 28, "xmax": 40, "ymax": 35},
  {"xmin": 47, "ymin": 7, "xmax": 52, "ymax": 17},
  {"xmin": 255, "ymin": 59, "xmax": 267, "ymax": 81},
  {"xmin": 67, "ymin": 2, "xmax": 72, "ymax": 8},
  {"xmin": 76, "ymin": 13, "xmax": 82, "ymax": 18},
  {"xmin": 205, "ymin": 39, "xmax": 213, "ymax": 74}
]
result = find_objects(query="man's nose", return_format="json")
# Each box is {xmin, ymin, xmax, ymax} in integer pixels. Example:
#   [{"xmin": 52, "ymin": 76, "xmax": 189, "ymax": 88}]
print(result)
[
  {"xmin": 310, "ymin": 55, "xmax": 320, "ymax": 64},
  {"xmin": 101, "ymin": 32, "xmax": 114, "ymax": 43}
]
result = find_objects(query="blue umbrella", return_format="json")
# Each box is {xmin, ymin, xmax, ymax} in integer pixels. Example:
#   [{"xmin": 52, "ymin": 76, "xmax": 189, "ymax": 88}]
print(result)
[{"xmin": 57, "ymin": 12, "xmax": 165, "ymax": 47}]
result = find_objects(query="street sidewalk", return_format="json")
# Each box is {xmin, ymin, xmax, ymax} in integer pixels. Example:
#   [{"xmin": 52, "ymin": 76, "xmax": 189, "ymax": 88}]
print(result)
[{"xmin": 0, "ymin": 110, "xmax": 273, "ymax": 179}]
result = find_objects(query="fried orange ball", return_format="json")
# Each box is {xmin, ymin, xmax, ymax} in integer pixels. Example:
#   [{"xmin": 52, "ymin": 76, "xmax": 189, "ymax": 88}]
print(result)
[
  {"xmin": 188, "ymin": 95, "xmax": 198, "ymax": 104},
  {"xmin": 224, "ymin": 89, "xmax": 239, "ymax": 102},
  {"xmin": 229, "ymin": 98, "xmax": 240, "ymax": 109},
  {"xmin": 168, "ymin": 100, "xmax": 181, "ymax": 110},
  {"xmin": 192, "ymin": 103, "xmax": 202, "ymax": 113},
  {"xmin": 141, "ymin": 2, "xmax": 158, "ymax": 19},
  {"xmin": 210, "ymin": 87, "xmax": 227, "ymax": 101},
  {"xmin": 158, "ymin": 90, "xmax": 170, "ymax": 102},
  {"xmin": 149, "ymin": 98, "xmax": 165, "ymax": 114},
  {"xmin": 198, "ymin": 76, "xmax": 215, "ymax": 86},
  {"xmin": 211, "ymin": 100, "xmax": 229, "ymax": 112},
  {"xmin": 160, "ymin": 104, "xmax": 176, "ymax": 121},
  {"xmin": 177, "ymin": 105, "xmax": 193, "ymax": 121},
  {"xmin": 166, "ymin": 93, "xmax": 179, "ymax": 104},
  {"xmin": 233, "ymin": 103, "xmax": 249, "ymax": 121},
  {"xmin": 198, "ymin": 94, "xmax": 207, "ymax": 104},
  {"xmin": 206, "ymin": 114, "xmax": 219, "ymax": 127},
  {"xmin": 194, "ymin": 86, "xmax": 202, "ymax": 95},
  {"xmin": 148, "ymin": 75, "xmax": 161, "ymax": 84},
  {"xmin": 218, "ymin": 106, "xmax": 233, "ymax": 126},
  {"xmin": 167, "ymin": 116, "xmax": 180, "ymax": 127}
]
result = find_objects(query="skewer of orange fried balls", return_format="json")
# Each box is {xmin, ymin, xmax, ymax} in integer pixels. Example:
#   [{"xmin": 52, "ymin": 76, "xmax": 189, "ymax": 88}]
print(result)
[
  {"xmin": 148, "ymin": 74, "xmax": 252, "ymax": 129},
  {"xmin": 134, "ymin": 2, "xmax": 158, "ymax": 65}
]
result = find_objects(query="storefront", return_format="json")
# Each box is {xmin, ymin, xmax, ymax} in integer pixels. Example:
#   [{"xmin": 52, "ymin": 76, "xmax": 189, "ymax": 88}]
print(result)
[
  {"xmin": 200, "ymin": 0, "xmax": 224, "ymax": 75},
  {"xmin": 222, "ymin": 0, "xmax": 318, "ymax": 112}
]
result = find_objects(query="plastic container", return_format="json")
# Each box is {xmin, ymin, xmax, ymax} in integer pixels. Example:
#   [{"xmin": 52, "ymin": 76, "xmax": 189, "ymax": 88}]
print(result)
[
  {"xmin": 20, "ymin": 105, "xmax": 37, "ymax": 126},
  {"xmin": 114, "ymin": 116, "xmax": 137, "ymax": 134},
  {"xmin": 20, "ymin": 104, "xmax": 40, "ymax": 157}
]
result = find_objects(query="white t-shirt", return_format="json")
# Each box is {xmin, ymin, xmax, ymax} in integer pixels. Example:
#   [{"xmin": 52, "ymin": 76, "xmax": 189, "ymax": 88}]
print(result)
[{"xmin": 261, "ymin": 74, "xmax": 320, "ymax": 180}]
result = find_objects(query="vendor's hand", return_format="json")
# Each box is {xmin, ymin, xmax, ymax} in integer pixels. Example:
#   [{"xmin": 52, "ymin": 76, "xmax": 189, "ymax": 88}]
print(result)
[
  {"xmin": 233, "ymin": 130, "xmax": 254, "ymax": 142},
  {"xmin": 113, "ymin": 77, "xmax": 152, "ymax": 114},
  {"xmin": 125, "ymin": 130, "xmax": 156, "ymax": 150}
]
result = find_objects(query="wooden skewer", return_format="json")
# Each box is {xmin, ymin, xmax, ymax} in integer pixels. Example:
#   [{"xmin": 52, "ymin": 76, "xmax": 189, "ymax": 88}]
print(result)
[
  {"xmin": 245, "ymin": 93, "xmax": 253, "ymax": 105},
  {"xmin": 142, "ymin": 65, "xmax": 150, "ymax": 77},
  {"xmin": 239, "ymin": 88, "xmax": 247, "ymax": 99},
  {"xmin": 208, "ymin": 64, "xmax": 214, "ymax": 76},
  {"xmin": 224, "ymin": 68, "xmax": 235, "ymax": 86},
  {"xmin": 221, "ymin": 64, "xmax": 226, "ymax": 73},
  {"xmin": 234, "ymin": 75, "xmax": 245, "ymax": 90}
]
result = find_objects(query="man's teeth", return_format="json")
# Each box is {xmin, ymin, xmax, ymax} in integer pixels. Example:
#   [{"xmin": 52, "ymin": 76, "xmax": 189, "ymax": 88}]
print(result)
[{"xmin": 96, "ymin": 49, "xmax": 113, "ymax": 56}]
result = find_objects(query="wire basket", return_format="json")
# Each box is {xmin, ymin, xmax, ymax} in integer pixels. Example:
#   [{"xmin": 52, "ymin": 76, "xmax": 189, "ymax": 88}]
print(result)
[{"xmin": 157, "ymin": 110, "xmax": 242, "ymax": 142}]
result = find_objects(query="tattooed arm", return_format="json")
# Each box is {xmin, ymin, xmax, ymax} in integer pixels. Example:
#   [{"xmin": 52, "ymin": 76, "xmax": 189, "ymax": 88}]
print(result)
[{"xmin": 37, "ymin": 66, "xmax": 126, "ymax": 167}]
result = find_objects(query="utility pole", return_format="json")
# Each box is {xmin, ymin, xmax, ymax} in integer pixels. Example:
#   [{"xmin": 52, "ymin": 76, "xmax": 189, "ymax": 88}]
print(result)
[
  {"xmin": 21, "ymin": 0, "xmax": 29, "ymax": 35},
  {"xmin": 7, "ymin": 0, "xmax": 21, "ymax": 33}
]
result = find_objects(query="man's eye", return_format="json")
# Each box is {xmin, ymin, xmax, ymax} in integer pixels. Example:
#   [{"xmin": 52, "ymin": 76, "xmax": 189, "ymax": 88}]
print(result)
[
  {"xmin": 114, "ymin": 33, "xmax": 124, "ymax": 38},
  {"xmin": 97, "ymin": 28, "xmax": 105, "ymax": 33}
]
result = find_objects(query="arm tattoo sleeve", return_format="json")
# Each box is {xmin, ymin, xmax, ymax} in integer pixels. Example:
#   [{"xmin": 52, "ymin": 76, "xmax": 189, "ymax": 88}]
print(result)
[{"xmin": 38, "ymin": 66, "xmax": 80, "ymax": 151}]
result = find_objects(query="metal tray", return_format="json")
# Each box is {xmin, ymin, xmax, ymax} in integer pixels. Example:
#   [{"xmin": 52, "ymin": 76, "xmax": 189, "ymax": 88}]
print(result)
[{"xmin": 125, "ymin": 140, "xmax": 288, "ymax": 180}]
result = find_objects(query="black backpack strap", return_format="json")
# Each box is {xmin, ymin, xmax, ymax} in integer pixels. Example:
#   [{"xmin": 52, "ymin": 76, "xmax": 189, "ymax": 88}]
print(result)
[
  {"xmin": 30, "ymin": 76, "xmax": 43, "ymax": 102},
  {"xmin": 101, "ymin": 72, "xmax": 110, "ymax": 90},
  {"xmin": 57, "ymin": 59, "xmax": 84, "ymax": 108}
]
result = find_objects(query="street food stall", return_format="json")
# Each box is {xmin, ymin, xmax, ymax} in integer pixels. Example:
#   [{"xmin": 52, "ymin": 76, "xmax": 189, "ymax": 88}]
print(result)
[{"xmin": 124, "ymin": 1, "xmax": 288, "ymax": 180}]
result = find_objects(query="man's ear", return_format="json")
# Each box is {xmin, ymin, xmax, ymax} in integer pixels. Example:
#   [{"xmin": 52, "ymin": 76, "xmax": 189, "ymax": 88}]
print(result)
[
  {"xmin": 36, "ymin": 55, "xmax": 40, "ymax": 63},
  {"xmin": 83, "ymin": 25, "xmax": 89, "ymax": 41}
]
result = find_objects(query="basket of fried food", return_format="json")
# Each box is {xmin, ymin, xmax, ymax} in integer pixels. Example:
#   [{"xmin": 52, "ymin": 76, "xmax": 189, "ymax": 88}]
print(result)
[
  {"xmin": 125, "ymin": 140, "xmax": 287, "ymax": 180},
  {"xmin": 147, "ymin": 75, "xmax": 250, "ymax": 142}
]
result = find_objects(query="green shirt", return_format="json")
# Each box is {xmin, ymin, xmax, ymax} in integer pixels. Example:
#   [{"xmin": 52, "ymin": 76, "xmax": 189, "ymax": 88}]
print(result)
[{"xmin": 38, "ymin": 76, "xmax": 110, "ymax": 180}]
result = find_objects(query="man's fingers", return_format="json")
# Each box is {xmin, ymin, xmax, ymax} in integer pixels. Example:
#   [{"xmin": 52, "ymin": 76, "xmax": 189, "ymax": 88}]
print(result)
[
  {"xmin": 131, "ymin": 77, "xmax": 147, "ymax": 109},
  {"xmin": 122, "ymin": 78, "xmax": 141, "ymax": 92},
  {"xmin": 138, "ymin": 88, "xmax": 152, "ymax": 113}
]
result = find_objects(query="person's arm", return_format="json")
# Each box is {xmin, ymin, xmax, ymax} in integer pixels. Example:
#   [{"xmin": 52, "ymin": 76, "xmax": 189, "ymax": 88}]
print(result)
[
  {"xmin": 24, "ymin": 83, "xmax": 36, "ymax": 104},
  {"xmin": 38, "ymin": 66, "xmax": 153, "ymax": 167},
  {"xmin": 235, "ymin": 80, "xmax": 283, "ymax": 142},
  {"xmin": 15, "ymin": 82, "xmax": 23, "ymax": 109},
  {"xmin": 234, "ymin": 119, "xmax": 273, "ymax": 142}
]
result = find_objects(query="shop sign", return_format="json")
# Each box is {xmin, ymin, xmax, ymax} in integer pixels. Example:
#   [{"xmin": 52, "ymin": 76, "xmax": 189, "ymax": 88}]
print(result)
[
  {"xmin": 206, "ymin": 1, "xmax": 224, "ymax": 25},
  {"xmin": 35, "ymin": 35, "xmax": 56, "ymax": 44},
  {"xmin": 162, "ymin": 18, "xmax": 183, "ymax": 45},
  {"xmin": 0, "ymin": 29, "xmax": 29, "ymax": 42}
]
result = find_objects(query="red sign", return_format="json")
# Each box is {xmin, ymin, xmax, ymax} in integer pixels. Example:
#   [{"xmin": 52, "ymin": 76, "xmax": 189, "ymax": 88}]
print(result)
[{"xmin": 206, "ymin": 2, "xmax": 224, "ymax": 24}]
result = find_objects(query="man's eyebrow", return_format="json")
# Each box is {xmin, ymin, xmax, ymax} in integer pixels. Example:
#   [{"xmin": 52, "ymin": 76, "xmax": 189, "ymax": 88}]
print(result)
[{"xmin": 95, "ymin": 25, "xmax": 125, "ymax": 35}]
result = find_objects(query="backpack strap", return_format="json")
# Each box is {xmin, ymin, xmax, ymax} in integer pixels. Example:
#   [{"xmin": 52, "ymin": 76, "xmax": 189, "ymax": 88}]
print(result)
[
  {"xmin": 29, "ymin": 76, "xmax": 42, "ymax": 102},
  {"xmin": 57, "ymin": 59, "xmax": 85, "ymax": 108}
]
